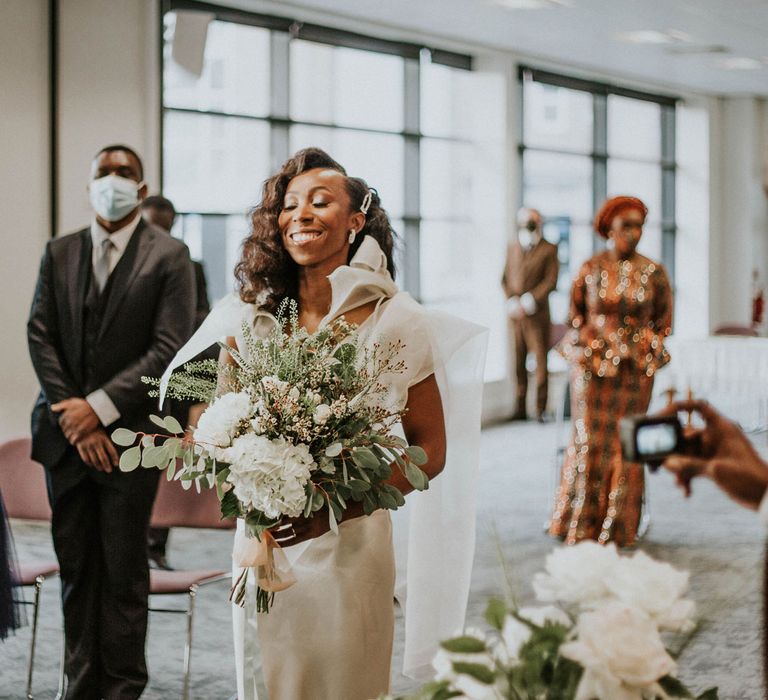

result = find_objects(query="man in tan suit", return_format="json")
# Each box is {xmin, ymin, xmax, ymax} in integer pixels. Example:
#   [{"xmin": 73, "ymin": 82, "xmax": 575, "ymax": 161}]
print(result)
[{"xmin": 502, "ymin": 208, "xmax": 559, "ymax": 421}]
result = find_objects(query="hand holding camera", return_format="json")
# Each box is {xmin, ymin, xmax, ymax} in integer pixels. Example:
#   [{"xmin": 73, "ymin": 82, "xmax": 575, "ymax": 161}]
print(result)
[{"xmin": 621, "ymin": 400, "xmax": 768, "ymax": 510}]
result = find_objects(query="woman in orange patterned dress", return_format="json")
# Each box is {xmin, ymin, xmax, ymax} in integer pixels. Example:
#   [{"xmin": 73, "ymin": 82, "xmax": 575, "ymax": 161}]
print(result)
[{"xmin": 548, "ymin": 196, "xmax": 673, "ymax": 547}]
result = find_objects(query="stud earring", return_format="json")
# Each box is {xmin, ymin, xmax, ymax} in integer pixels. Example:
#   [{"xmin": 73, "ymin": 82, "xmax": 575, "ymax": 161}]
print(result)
[{"xmin": 348, "ymin": 229, "xmax": 356, "ymax": 244}]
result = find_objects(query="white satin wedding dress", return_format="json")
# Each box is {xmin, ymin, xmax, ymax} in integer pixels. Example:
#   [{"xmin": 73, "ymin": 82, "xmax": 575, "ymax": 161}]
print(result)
[{"xmin": 159, "ymin": 236, "xmax": 487, "ymax": 700}]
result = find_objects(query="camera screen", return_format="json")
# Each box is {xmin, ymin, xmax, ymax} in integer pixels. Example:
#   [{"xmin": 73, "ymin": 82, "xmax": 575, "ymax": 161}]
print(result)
[{"xmin": 636, "ymin": 423, "xmax": 677, "ymax": 456}]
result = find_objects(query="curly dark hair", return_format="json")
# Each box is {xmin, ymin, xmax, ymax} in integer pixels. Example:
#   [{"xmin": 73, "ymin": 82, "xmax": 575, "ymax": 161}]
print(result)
[{"xmin": 235, "ymin": 147, "xmax": 398, "ymax": 313}]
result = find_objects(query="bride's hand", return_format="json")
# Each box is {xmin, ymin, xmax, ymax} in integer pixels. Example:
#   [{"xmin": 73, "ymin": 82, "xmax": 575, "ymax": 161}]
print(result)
[{"xmin": 272, "ymin": 513, "xmax": 331, "ymax": 547}]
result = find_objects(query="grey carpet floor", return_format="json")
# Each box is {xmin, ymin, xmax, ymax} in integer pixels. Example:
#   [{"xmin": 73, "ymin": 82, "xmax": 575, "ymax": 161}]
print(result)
[{"xmin": 1, "ymin": 421, "xmax": 765, "ymax": 699}]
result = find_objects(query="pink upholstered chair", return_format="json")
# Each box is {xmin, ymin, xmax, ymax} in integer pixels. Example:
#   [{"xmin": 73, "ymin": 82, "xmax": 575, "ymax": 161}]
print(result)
[
  {"xmin": 0, "ymin": 437, "xmax": 59, "ymax": 699},
  {"xmin": 713, "ymin": 324, "xmax": 759, "ymax": 337},
  {"xmin": 147, "ymin": 473, "xmax": 235, "ymax": 699}
]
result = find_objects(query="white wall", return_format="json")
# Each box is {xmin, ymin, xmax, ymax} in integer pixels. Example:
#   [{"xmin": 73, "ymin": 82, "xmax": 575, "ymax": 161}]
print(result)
[
  {"xmin": 674, "ymin": 98, "xmax": 711, "ymax": 338},
  {"xmin": 57, "ymin": 0, "xmax": 160, "ymax": 234},
  {"xmin": 0, "ymin": 0, "xmax": 50, "ymax": 442},
  {"xmin": 707, "ymin": 97, "xmax": 768, "ymax": 332},
  {"xmin": 0, "ymin": 0, "xmax": 160, "ymax": 442}
]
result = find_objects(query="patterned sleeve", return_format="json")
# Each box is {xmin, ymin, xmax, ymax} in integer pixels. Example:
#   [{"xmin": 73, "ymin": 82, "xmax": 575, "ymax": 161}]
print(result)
[{"xmin": 568, "ymin": 261, "xmax": 590, "ymax": 338}]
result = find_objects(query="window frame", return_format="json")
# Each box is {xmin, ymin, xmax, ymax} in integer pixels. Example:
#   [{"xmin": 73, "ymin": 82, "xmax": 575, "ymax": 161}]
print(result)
[
  {"xmin": 159, "ymin": 0, "xmax": 473, "ymax": 299},
  {"xmin": 518, "ymin": 65, "xmax": 678, "ymax": 279}
]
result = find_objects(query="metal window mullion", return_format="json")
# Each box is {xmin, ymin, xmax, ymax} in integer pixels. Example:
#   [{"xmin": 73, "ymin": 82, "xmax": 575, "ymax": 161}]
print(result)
[
  {"xmin": 661, "ymin": 104, "xmax": 676, "ymax": 280},
  {"xmin": 403, "ymin": 57, "xmax": 420, "ymax": 299},
  {"xmin": 593, "ymin": 92, "xmax": 607, "ymax": 253},
  {"xmin": 270, "ymin": 30, "xmax": 290, "ymax": 171}
]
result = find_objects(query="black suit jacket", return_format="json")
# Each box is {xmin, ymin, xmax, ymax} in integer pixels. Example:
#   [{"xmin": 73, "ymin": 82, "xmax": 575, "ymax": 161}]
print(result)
[{"xmin": 27, "ymin": 220, "xmax": 196, "ymax": 471}]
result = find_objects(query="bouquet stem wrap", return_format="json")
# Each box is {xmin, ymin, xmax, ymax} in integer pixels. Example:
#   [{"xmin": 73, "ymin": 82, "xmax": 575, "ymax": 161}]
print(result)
[{"xmin": 232, "ymin": 526, "xmax": 296, "ymax": 612}]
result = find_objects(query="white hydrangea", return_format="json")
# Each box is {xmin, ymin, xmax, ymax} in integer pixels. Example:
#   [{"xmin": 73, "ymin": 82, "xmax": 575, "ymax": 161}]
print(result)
[
  {"xmin": 313, "ymin": 404, "xmax": 332, "ymax": 425},
  {"xmin": 224, "ymin": 434, "xmax": 316, "ymax": 520},
  {"xmin": 193, "ymin": 391, "xmax": 252, "ymax": 454}
]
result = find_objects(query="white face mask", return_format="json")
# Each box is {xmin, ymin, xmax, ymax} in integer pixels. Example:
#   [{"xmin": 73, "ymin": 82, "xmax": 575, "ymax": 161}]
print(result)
[{"xmin": 89, "ymin": 175, "xmax": 142, "ymax": 222}]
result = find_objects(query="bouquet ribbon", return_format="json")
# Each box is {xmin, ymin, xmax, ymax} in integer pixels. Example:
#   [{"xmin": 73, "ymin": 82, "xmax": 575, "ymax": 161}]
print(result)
[{"xmin": 232, "ymin": 526, "xmax": 297, "ymax": 594}]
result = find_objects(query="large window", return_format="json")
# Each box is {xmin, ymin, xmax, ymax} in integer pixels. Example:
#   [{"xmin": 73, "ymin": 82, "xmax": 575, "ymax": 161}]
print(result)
[
  {"xmin": 162, "ymin": 3, "xmax": 508, "ymax": 379},
  {"xmin": 520, "ymin": 68, "xmax": 677, "ymax": 322}
]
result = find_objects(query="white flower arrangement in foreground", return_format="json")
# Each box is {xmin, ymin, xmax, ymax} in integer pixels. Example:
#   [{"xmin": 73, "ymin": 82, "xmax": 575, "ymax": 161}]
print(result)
[
  {"xmin": 112, "ymin": 300, "xmax": 430, "ymax": 612},
  {"xmin": 384, "ymin": 542, "xmax": 717, "ymax": 700}
]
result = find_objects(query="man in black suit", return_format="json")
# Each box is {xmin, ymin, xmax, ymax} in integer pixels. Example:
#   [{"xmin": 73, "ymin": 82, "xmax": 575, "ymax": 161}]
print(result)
[
  {"xmin": 27, "ymin": 145, "xmax": 196, "ymax": 699},
  {"xmin": 140, "ymin": 194, "xmax": 211, "ymax": 571}
]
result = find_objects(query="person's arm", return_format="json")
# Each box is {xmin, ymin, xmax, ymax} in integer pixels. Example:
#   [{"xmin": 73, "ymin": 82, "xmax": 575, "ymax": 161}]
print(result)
[
  {"xmin": 27, "ymin": 242, "xmax": 82, "ymax": 406},
  {"xmin": 98, "ymin": 248, "xmax": 196, "ymax": 419},
  {"xmin": 659, "ymin": 400, "xmax": 768, "ymax": 510},
  {"xmin": 385, "ymin": 374, "xmax": 446, "ymax": 496},
  {"xmin": 567, "ymin": 264, "xmax": 590, "ymax": 343},
  {"xmin": 652, "ymin": 264, "xmax": 674, "ymax": 336},
  {"xmin": 526, "ymin": 245, "xmax": 560, "ymax": 310}
]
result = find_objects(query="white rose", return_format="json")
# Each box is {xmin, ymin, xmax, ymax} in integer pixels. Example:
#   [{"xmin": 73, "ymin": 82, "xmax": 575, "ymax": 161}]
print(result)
[
  {"xmin": 224, "ymin": 434, "xmax": 316, "ymax": 520},
  {"xmin": 193, "ymin": 391, "xmax": 251, "ymax": 452},
  {"xmin": 560, "ymin": 603, "xmax": 676, "ymax": 700},
  {"xmin": 533, "ymin": 541, "xmax": 620, "ymax": 606},
  {"xmin": 501, "ymin": 606, "xmax": 571, "ymax": 662},
  {"xmin": 603, "ymin": 550, "xmax": 695, "ymax": 632},
  {"xmin": 288, "ymin": 386, "xmax": 300, "ymax": 401},
  {"xmin": 313, "ymin": 404, "xmax": 332, "ymax": 425}
]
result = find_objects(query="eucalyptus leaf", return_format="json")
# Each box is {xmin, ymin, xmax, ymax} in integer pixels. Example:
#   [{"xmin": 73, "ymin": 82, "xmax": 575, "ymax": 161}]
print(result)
[
  {"xmin": 112, "ymin": 428, "xmax": 137, "ymax": 447},
  {"xmin": 141, "ymin": 445, "xmax": 163, "ymax": 468},
  {"xmin": 141, "ymin": 434, "xmax": 155, "ymax": 448},
  {"xmin": 484, "ymin": 598, "xmax": 507, "ymax": 631},
  {"xmin": 119, "ymin": 446, "xmax": 141, "ymax": 472},
  {"xmin": 164, "ymin": 415, "xmax": 184, "ymax": 435},
  {"xmin": 328, "ymin": 506, "xmax": 339, "ymax": 535},
  {"xmin": 405, "ymin": 445, "xmax": 428, "ymax": 466},
  {"xmin": 450, "ymin": 662, "xmax": 495, "ymax": 685},
  {"xmin": 441, "ymin": 636, "xmax": 488, "ymax": 654},
  {"xmin": 352, "ymin": 448, "xmax": 379, "ymax": 470},
  {"xmin": 325, "ymin": 442, "xmax": 343, "ymax": 458},
  {"xmin": 382, "ymin": 484, "xmax": 405, "ymax": 507},
  {"xmin": 149, "ymin": 414, "xmax": 166, "ymax": 429},
  {"xmin": 405, "ymin": 463, "xmax": 429, "ymax": 491},
  {"xmin": 378, "ymin": 490, "xmax": 398, "ymax": 510},
  {"xmin": 658, "ymin": 675, "xmax": 694, "ymax": 698}
]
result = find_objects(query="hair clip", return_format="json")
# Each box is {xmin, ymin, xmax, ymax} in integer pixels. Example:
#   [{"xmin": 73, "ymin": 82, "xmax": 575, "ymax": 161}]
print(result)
[{"xmin": 360, "ymin": 190, "xmax": 373, "ymax": 215}]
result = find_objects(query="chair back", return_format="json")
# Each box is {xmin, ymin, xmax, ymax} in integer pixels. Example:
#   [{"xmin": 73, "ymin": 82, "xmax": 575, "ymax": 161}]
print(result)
[
  {"xmin": 0, "ymin": 438, "xmax": 52, "ymax": 521},
  {"xmin": 150, "ymin": 472, "xmax": 235, "ymax": 530},
  {"xmin": 548, "ymin": 322, "xmax": 568, "ymax": 350},
  {"xmin": 713, "ymin": 324, "xmax": 759, "ymax": 337}
]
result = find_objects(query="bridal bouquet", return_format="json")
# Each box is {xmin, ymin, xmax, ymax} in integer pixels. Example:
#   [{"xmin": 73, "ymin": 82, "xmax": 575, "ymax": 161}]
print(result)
[
  {"xmin": 386, "ymin": 542, "xmax": 717, "ymax": 700},
  {"xmin": 112, "ymin": 300, "xmax": 430, "ymax": 611}
]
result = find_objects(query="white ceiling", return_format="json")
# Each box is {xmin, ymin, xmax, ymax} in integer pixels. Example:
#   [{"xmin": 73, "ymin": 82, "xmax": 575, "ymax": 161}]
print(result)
[{"xmin": 240, "ymin": 0, "xmax": 768, "ymax": 96}]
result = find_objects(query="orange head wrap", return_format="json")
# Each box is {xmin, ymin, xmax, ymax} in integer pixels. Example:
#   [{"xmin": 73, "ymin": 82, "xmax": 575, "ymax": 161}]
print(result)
[{"xmin": 594, "ymin": 196, "xmax": 648, "ymax": 239}]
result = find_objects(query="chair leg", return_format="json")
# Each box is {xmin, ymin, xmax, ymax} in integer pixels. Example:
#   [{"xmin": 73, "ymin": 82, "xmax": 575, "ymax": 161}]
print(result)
[
  {"xmin": 25, "ymin": 575, "xmax": 44, "ymax": 700},
  {"xmin": 182, "ymin": 585, "xmax": 198, "ymax": 700}
]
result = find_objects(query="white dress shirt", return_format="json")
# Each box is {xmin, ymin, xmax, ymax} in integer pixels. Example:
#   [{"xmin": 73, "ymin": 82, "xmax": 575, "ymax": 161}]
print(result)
[{"xmin": 85, "ymin": 214, "xmax": 142, "ymax": 426}]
